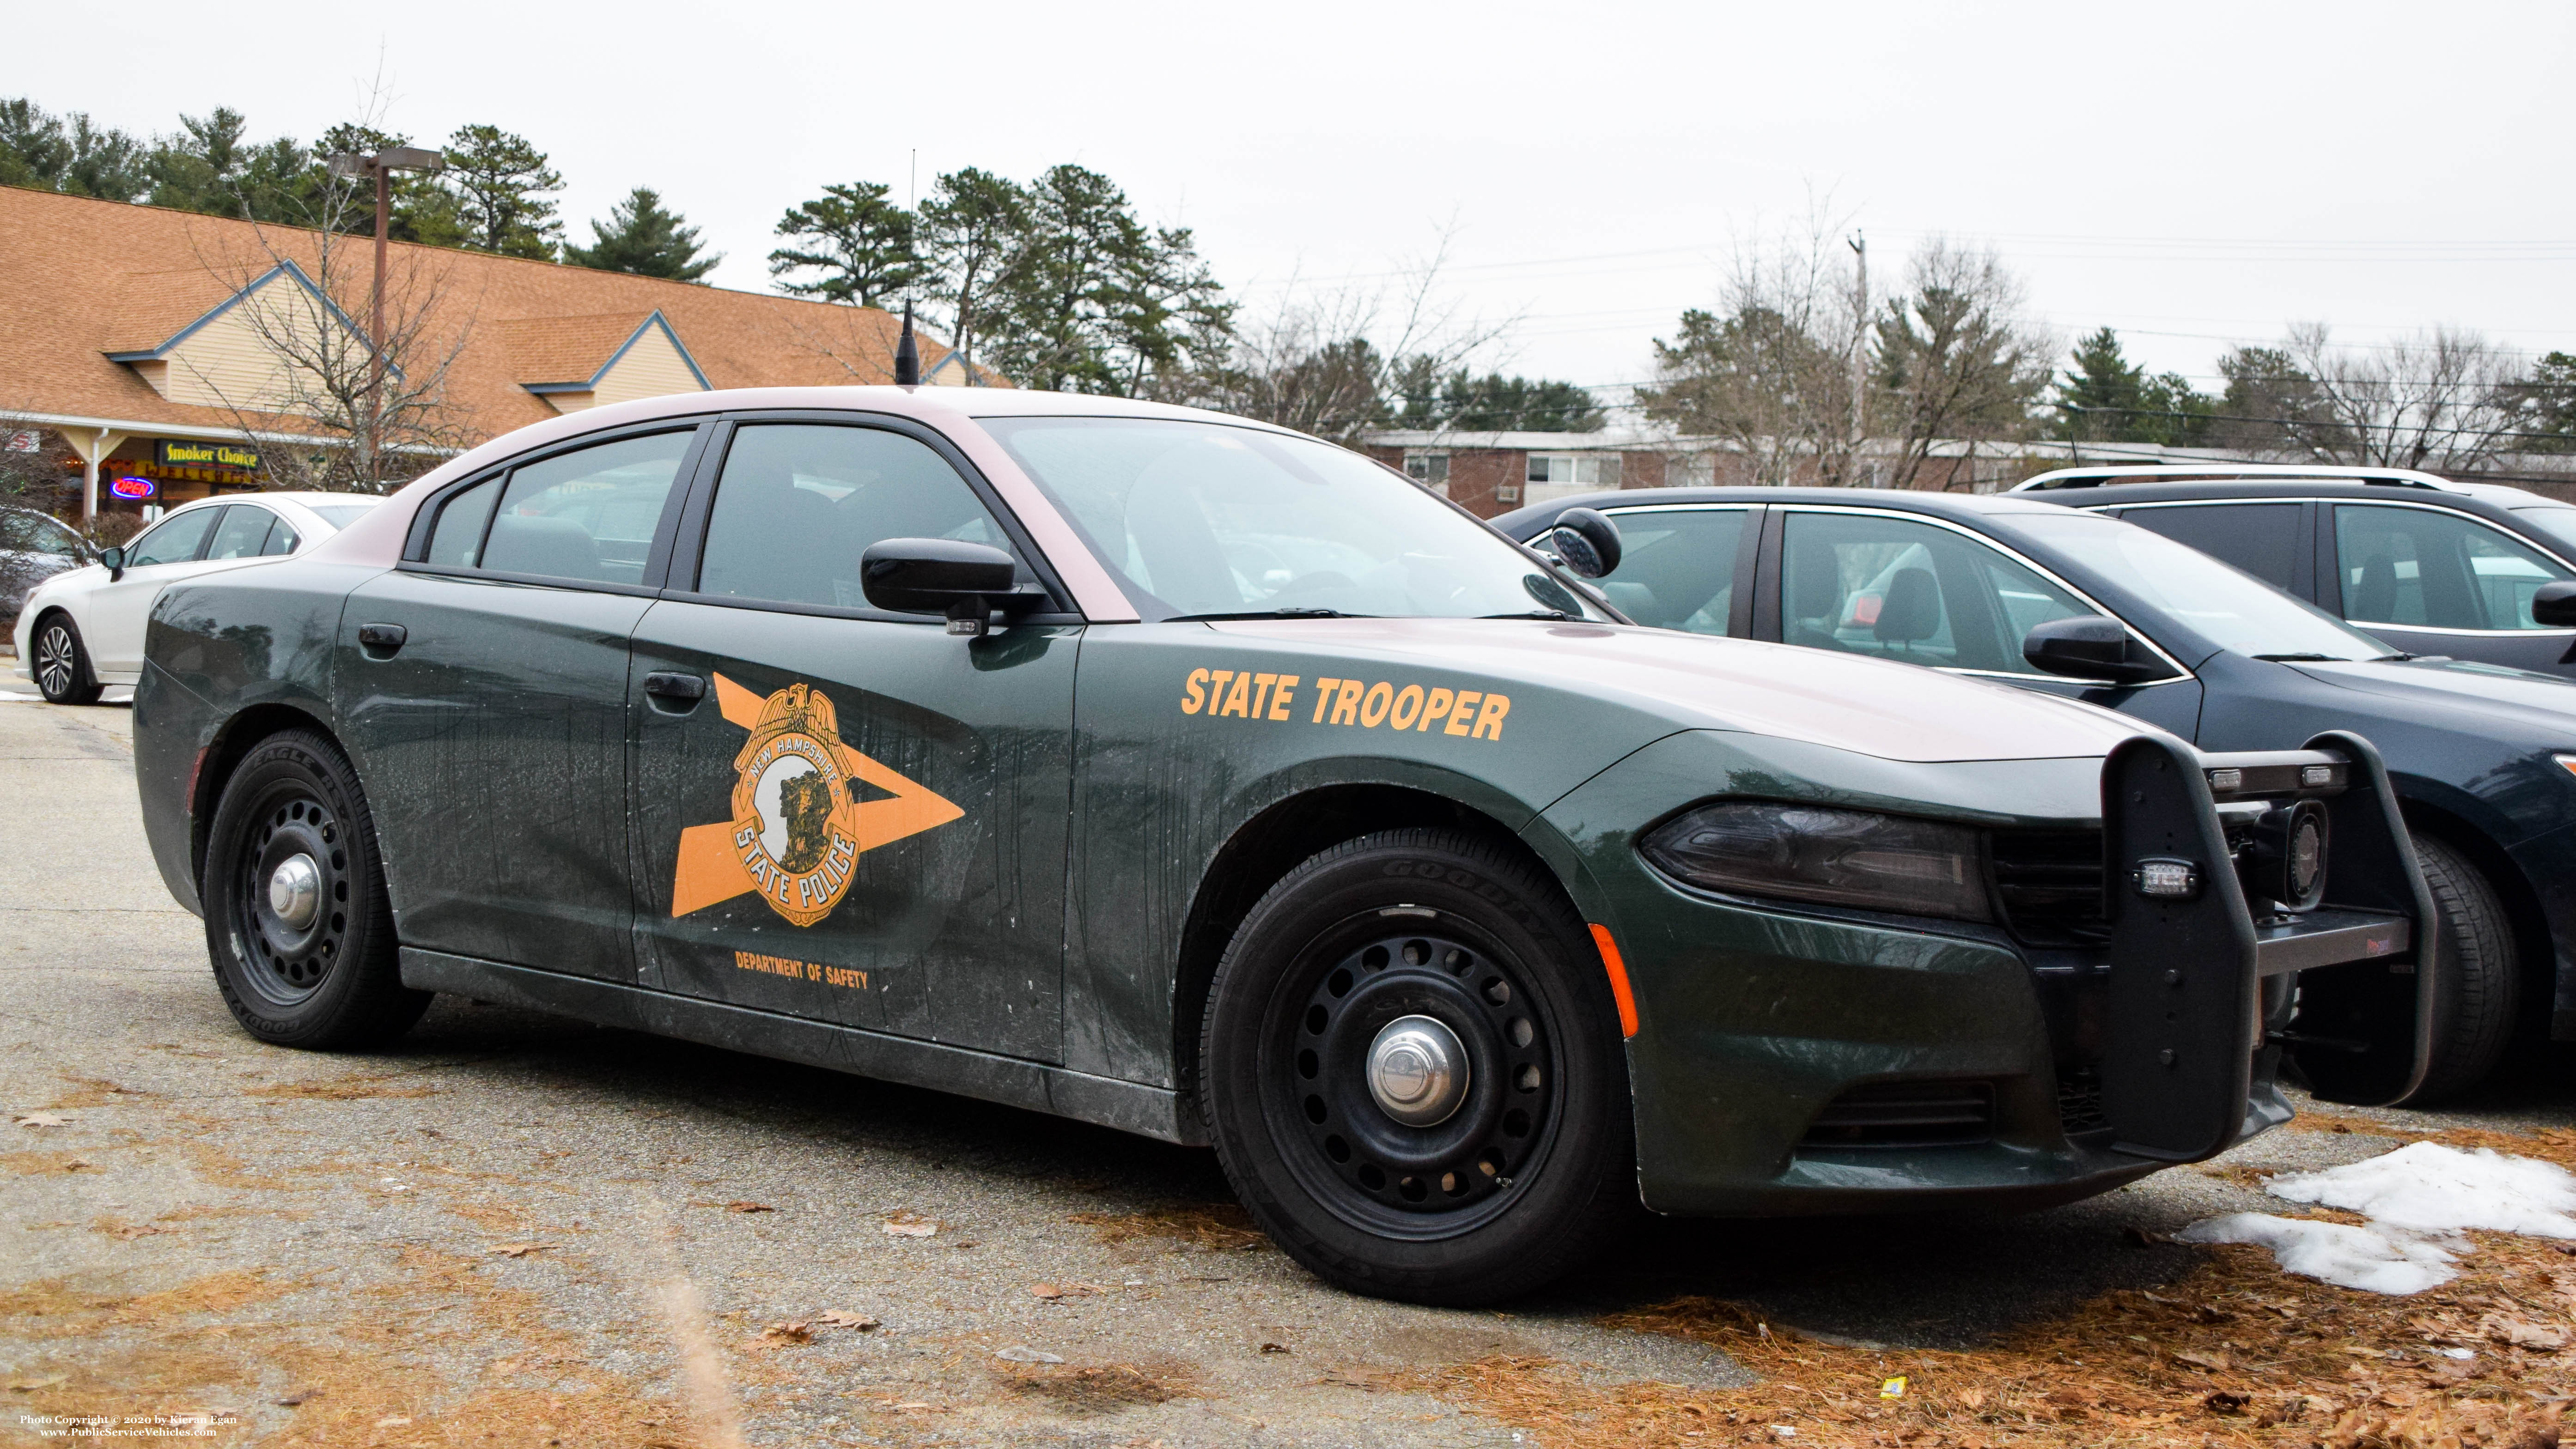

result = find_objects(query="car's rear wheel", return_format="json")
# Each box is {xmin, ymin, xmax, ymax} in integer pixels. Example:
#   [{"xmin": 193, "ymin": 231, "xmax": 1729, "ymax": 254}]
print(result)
[
  {"xmin": 1199, "ymin": 828, "xmax": 1634, "ymax": 1305},
  {"xmin": 203, "ymin": 729, "xmax": 428, "ymax": 1049},
  {"xmin": 30, "ymin": 614, "xmax": 102, "ymax": 705},
  {"xmin": 2399, "ymin": 833, "xmax": 2519, "ymax": 1104}
]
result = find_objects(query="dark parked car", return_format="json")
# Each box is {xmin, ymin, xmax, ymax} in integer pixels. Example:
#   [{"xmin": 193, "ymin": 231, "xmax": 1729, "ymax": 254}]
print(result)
[
  {"xmin": 0, "ymin": 504, "xmax": 91, "ymax": 635},
  {"xmin": 2009, "ymin": 465, "xmax": 2576, "ymax": 680},
  {"xmin": 1498, "ymin": 487, "xmax": 2576, "ymax": 1102}
]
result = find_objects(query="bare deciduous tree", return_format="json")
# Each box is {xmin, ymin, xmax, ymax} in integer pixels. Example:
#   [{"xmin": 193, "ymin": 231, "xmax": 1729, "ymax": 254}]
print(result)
[
  {"xmin": 1192, "ymin": 226, "xmax": 1512, "ymax": 444},
  {"xmin": 183, "ymin": 98, "xmax": 477, "ymax": 493},
  {"xmin": 1637, "ymin": 210, "xmax": 1864, "ymax": 486},
  {"xmin": 2282, "ymin": 323, "xmax": 2529, "ymax": 473}
]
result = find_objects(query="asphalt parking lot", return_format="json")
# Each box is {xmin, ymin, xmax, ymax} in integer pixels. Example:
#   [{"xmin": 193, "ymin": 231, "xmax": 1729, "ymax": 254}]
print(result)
[{"xmin": 4, "ymin": 692, "xmax": 2572, "ymax": 1447}]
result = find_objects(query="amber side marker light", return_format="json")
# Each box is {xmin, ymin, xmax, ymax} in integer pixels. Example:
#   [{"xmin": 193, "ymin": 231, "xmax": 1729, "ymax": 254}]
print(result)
[
  {"xmin": 2558, "ymin": 753, "xmax": 2576, "ymax": 781},
  {"xmin": 1589, "ymin": 924, "xmax": 1639, "ymax": 1038}
]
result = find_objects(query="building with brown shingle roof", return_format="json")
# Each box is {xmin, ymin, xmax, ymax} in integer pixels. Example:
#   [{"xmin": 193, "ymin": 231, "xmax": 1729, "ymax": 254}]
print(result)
[{"xmin": 0, "ymin": 184, "xmax": 998, "ymax": 522}]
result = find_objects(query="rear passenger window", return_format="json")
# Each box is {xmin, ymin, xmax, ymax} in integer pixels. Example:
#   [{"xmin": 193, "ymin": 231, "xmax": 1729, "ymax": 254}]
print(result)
[
  {"xmin": 694, "ymin": 424, "xmax": 1017, "ymax": 608},
  {"xmin": 205, "ymin": 506, "xmax": 276, "ymax": 560},
  {"xmin": 454, "ymin": 431, "xmax": 689, "ymax": 584},
  {"xmin": 260, "ymin": 521, "xmax": 298, "ymax": 556},
  {"xmin": 1581, "ymin": 508, "xmax": 1745, "ymax": 634},
  {"xmin": 426, "ymin": 478, "xmax": 499, "ymax": 567},
  {"xmin": 2118, "ymin": 503, "xmax": 2302, "ymax": 588},
  {"xmin": 2336, "ymin": 504, "xmax": 2575, "ymax": 630}
]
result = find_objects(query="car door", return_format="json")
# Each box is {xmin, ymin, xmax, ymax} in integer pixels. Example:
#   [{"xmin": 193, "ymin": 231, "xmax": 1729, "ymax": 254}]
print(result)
[
  {"xmin": 2325, "ymin": 501, "xmax": 2576, "ymax": 675},
  {"xmin": 1758, "ymin": 506, "xmax": 2206, "ymax": 738},
  {"xmin": 340, "ymin": 423, "xmax": 706, "ymax": 982},
  {"xmin": 1581, "ymin": 504, "xmax": 1759, "ymax": 636},
  {"xmin": 627, "ymin": 416, "xmax": 1078, "ymax": 1061},
  {"xmin": 85, "ymin": 504, "xmax": 229, "ymax": 673},
  {"xmin": 2107, "ymin": 500, "xmax": 2310, "ymax": 594}
]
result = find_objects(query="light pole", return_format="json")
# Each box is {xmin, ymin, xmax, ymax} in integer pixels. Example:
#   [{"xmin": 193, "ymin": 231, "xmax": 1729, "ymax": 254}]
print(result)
[{"xmin": 324, "ymin": 146, "xmax": 445, "ymax": 482}]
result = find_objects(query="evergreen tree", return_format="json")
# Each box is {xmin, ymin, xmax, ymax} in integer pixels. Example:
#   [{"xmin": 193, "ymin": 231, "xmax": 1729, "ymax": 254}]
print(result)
[
  {"xmin": 2212, "ymin": 345, "xmax": 2337, "ymax": 454},
  {"xmin": 769, "ymin": 181, "xmax": 921, "ymax": 308},
  {"xmin": 0, "ymin": 97, "xmax": 149, "ymax": 200},
  {"xmin": 440, "ymin": 125, "xmax": 563, "ymax": 260},
  {"xmin": 985, "ymin": 164, "xmax": 1229, "ymax": 397},
  {"xmin": 1421, "ymin": 370, "xmax": 1602, "ymax": 430},
  {"xmin": 2511, "ymin": 352, "xmax": 2576, "ymax": 453},
  {"xmin": 2049, "ymin": 327, "xmax": 2213, "ymax": 445},
  {"xmin": 917, "ymin": 168, "xmax": 1028, "ymax": 380},
  {"xmin": 565, "ymin": 187, "xmax": 720, "ymax": 281}
]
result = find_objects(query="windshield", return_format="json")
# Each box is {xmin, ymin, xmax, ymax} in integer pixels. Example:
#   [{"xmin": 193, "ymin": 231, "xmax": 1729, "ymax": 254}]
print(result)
[
  {"xmin": 2002, "ymin": 511, "xmax": 2396, "ymax": 661},
  {"xmin": 2512, "ymin": 507, "xmax": 2576, "ymax": 558},
  {"xmin": 305, "ymin": 502, "xmax": 377, "ymax": 531},
  {"xmin": 979, "ymin": 417, "xmax": 1606, "ymax": 621}
]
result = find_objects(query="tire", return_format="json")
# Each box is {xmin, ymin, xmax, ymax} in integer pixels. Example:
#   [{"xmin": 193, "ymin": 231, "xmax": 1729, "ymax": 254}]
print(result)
[
  {"xmin": 1198, "ymin": 828, "xmax": 1635, "ymax": 1305},
  {"xmin": 30, "ymin": 613, "xmax": 102, "ymax": 705},
  {"xmin": 201, "ymin": 729, "xmax": 428, "ymax": 1049},
  {"xmin": 2401, "ymin": 833, "xmax": 2520, "ymax": 1105}
]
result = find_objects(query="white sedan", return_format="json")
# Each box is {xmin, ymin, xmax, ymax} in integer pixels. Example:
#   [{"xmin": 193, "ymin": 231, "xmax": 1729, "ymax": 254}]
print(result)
[{"xmin": 13, "ymin": 492, "xmax": 378, "ymax": 704}]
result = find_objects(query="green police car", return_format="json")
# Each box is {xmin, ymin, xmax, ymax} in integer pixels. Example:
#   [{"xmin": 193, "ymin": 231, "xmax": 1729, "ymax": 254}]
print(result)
[{"xmin": 133, "ymin": 387, "xmax": 2434, "ymax": 1304}]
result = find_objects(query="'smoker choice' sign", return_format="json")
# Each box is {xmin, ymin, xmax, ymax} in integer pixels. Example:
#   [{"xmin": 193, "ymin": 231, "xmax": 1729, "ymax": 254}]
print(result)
[{"xmin": 156, "ymin": 440, "xmax": 260, "ymax": 471}]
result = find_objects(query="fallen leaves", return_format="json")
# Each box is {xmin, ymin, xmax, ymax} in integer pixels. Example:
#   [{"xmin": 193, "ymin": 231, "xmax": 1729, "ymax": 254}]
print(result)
[
  {"xmin": 2480, "ymin": 1313, "xmax": 2567, "ymax": 1351},
  {"xmin": 1065, "ymin": 1203, "xmax": 1265, "ymax": 1251},
  {"xmin": 757, "ymin": 1320, "xmax": 811, "ymax": 1346},
  {"xmin": 817, "ymin": 1310, "xmax": 878, "ymax": 1331},
  {"xmin": 721, "ymin": 1200, "xmax": 773, "ymax": 1214},
  {"xmin": 882, "ymin": 1210, "xmax": 939, "ymax": 1237},
  {"xmin": 485, "ymin": 1243, "xmax": 556, "ymax": 1259},
  {"xmin": 7, "ymin": 1372, "xmax": 66, "ymax": 1392},
  {"xmin": 13, "ymin": 1112, "xmax": 70, "ymax": 1128}
]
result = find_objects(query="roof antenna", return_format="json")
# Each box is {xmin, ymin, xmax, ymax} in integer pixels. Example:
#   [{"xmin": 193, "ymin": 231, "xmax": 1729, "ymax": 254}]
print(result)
[{"xmin": 894, "ymin": 301, "xmax": 921, "ymax": 387}]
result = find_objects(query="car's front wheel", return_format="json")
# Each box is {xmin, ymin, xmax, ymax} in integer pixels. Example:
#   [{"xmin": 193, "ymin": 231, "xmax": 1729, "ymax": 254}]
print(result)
[
  {"xmin": 202, "ymin": 729, "xmax": 428, "ymax": 1049},
  {"xmin": 2399, "ymin": 833, "xmax": 2520, "ymax": 1104},
  {"xmin": 1199, "ymin": 829, "xmax": 1634, "ymax": 1305},
  {"xmin": 30, "ymin": 614, "xmax": 102, "ymax": 705}
]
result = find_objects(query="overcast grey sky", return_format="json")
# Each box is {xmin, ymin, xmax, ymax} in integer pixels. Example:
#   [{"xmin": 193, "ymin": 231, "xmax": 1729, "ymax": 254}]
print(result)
[{"xmin": 24, "ymin": 0, "xmax": 2576, "ymax": 398}]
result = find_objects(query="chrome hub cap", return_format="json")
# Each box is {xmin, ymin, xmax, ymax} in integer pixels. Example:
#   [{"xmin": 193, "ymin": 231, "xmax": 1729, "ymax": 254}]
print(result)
[
  {"xmin": 267, "ymin": 854, "xmax": 322, "ymax": 930},
  {"xmin": 1366, "ymin": 1014, "xmax": 1469, "ymax": 1127}
]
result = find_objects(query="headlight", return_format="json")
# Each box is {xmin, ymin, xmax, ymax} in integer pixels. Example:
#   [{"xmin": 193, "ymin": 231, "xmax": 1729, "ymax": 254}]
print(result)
[{"xmin": 1639, "ymin": 801, "xmax": 1992, "ymax": 922}]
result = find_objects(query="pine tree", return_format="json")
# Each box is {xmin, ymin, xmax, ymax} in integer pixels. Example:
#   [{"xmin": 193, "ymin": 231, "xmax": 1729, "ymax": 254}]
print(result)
[
  {"xmin": 565, "ymin": 187, "xmax": 720, "ymax": 281},
  {"xmin": 917, "ymin": 168, "xmax": 1028, "ymax": 381},
  {"xmin": 1429, "ymin": 371, "xmax": 1603, "ymax": 430},
  {"xmin": 769, "ymin": 181, "xmax": 921, "ymax": 308},
  {"xmin": 441, "ymin": 125, "xmax": 564, "ymax": 260},
  {"xmin": 0, "ymin": 97, "xmax": 149, "ymax": 200},
  {"xmin": 2049, "ymin": 326, "xmax": 2213, "ymax": 446}
]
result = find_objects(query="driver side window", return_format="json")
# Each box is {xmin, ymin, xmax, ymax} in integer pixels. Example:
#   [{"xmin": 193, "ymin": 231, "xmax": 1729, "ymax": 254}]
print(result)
[
  {"xmin": 693, "ymin": 424, "xmax": 1016, "ymax": 609},
  {"xmin": 126, "ymin": 508, "xmax": 220, "ymax": 568},
  {"xmin": 1779, "ymin": 511, "xmax": 2101, "ymax": 675}
]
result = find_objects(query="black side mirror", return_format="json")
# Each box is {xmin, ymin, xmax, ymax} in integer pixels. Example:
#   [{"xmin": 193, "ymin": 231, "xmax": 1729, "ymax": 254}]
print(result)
[
  {"xmin": 2022, "ymin": 616, "xmax": 2170, "ymax": 684},
  {"xmin": 99, "ymin": 545, "xmax": 126, "ymax": 581},
  {"xmin": 2534, "ymin": 580, "xmax": 2576, "ymax": 629},
  {"xmin": 1546, "ymin": 507, "xmax": 1622, "ymax": 579},
  {"xmin": 861, "ymin": 538, "xmax": 1020, "ymax": 636}
]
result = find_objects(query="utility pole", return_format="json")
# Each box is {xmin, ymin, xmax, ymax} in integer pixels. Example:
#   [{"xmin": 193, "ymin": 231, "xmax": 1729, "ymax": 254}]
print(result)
[
  {"xmin": 1846, "ymin": 231, "xmax": 1868, "ymax": 485},
  {"xmin": 325, "ymin": 145, "xmax": 445, "ymax": 485}
]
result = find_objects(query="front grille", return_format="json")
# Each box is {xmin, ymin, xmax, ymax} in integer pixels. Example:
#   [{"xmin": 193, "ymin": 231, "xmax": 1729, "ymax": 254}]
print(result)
[
  {"xmin": 1800, "ymin": 1080, "xmax": 1995, "ymax": 1150},
  {"xmin": 2056, "ymin": 1065, "xmax": 2107, "ymax": 1135},
  {"xmin": 1991, "ymin": 828, "xmax": 2108, "ymax": 946}
]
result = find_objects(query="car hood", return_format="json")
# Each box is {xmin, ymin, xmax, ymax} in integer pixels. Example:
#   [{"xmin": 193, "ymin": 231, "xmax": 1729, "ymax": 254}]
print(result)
[
  {"xmin": 1210, "ymin": 618, "xmax": 2152, "ymax": 764},
  {"xmin": 2287, "ymin": 657, "xmax": 2576, "ymax": 741}
]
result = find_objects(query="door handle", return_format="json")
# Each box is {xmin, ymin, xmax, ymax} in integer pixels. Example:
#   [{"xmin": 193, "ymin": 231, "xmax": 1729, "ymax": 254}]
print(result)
[
  {"xmin": 357, "ymin": 623, "xmax": 407, "ymax": 657},
  {"xmin": 644, "ymin": 672, "xmax": 706, "ymax": 703}
]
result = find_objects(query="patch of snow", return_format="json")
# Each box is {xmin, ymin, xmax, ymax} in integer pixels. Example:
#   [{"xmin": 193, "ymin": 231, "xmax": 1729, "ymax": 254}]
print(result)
[
  {"xmin": 2175, "ymin": 1213, "xmax": 2459, "ymax": 1295},
  {"xmin": 2262, "ymin": 1141, "xmax": 2576, "ymax": 1238},
  {"xmin": 2175, "ymin": 1140, "xmax": 2576, "ymax": 1296}
]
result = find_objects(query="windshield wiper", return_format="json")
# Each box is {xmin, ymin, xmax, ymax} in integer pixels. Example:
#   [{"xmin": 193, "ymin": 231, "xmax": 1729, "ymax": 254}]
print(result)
[
  {"xmin": 2250, "ymin": 652, "xmax": 2343, "ymax": 662},
  {"xmin": 1481, "ymin": 609, "xmax": 1572, "ymax": 621},
  {"xmin": 1167, "ymin": 607, "xmax": 1362, "ymax": 621}
]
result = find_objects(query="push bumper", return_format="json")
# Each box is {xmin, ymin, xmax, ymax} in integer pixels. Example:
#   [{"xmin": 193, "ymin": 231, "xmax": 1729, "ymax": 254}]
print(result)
[{"xmin": 1535, "ymin": 730, "xmax": 2432, "ymax": 1217}]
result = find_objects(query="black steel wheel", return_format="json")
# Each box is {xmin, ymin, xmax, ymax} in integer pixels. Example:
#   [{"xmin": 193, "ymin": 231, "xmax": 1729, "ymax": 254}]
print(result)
[
  {"xmin": 30, "ymin": 614, "xmax": 102, "ymax": 705},
  {"xmin": 203, "ymin": 729, "xmax": 428, "ymax": 1049},
  {"xmin": 1201, "ymin": 828, "xmax": 1634, "ymax": 1305}
]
